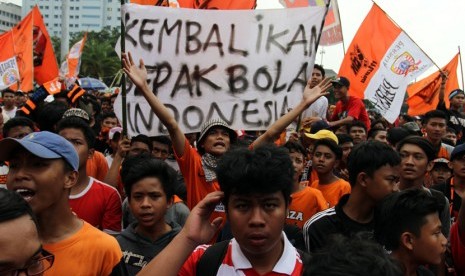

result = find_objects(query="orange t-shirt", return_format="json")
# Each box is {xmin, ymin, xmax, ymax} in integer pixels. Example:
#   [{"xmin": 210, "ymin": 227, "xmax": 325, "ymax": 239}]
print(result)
[
  {"xmin": 175, "ymin": 139, "xmax": 225, "ymax": 240},
  {"xmin": 43, "ymin": 221, "xmax": 122, "ymax": 275},
  {"xmin": 286, "ymin": 186, "xmax": 328, "ymax": 229},
  {"xmin": 86, "ymin": 151, "xmax": 109, "ymax": 182},
  {"xmin": 311, "ymin": 178, "xmax": 351, "ymax": 207}
]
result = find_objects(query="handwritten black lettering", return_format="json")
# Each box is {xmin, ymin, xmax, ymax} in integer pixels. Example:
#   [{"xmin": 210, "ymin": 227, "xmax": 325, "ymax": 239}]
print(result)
[
  {"xmin": 203, "ymin": 24, "xmax": 224, "ymax": 56},
  {"xmin": 185, "ymin": 21, "xmax": 202, "ymax": 55},
  {"xmin": 288, "ymin": 62, "xmax": 308, "ymax": 92},
  {"xmin": 226, "ymin": 64, "xmax": 248, "ymax": 94},
  {"xmin": 253, "ymin": 66, "xmax": 273, "ymax": 92},
  {"xmin": 228, "ymin": 24, "xmax": 248, "ymax": 57},
  {"xmin": 124, "ymin": 12, "xmax": 138, "ymax": 47},
  {"xmin": 183, "ymin": 106, "xmax": 204, "ymax": 130},
  {"xmin": 140, "ymin": 19, "xmax": 159, "ymax": 52},
  {"xmin": 266, "ymin": 25, "xmax": 288, "ymax": 54},
  {"xmin": 171, "ymin": 64, "xmax": 193, "ymax": 97},
  {"xmin": 159, "ymin": 19, "xmax": 182, "ymax": 55},
  {"xmin": 287, "ymin": 24, "xmax": 308, "ymax": 56},
  {"xmin": 193, "ymin": 64, "xmax": 221, "ymax": 96}
]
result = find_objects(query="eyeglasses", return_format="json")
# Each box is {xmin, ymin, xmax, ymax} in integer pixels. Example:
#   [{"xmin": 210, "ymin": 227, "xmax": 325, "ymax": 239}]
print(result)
[{"xmin": 2, "ymin": 249, "xmax": 54, "ymax": 276}]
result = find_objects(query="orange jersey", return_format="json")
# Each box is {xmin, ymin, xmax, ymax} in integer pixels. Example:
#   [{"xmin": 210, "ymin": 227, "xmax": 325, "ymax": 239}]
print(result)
[
  {"xmin": 86, "ymin": 151, "xmax": 109, "ymax": 182},
  {"xmin": 311, "ymin": 178, "xmax": 351, "ymax": 207},
  {"xmin": 287, "ymin": 186, "xmax": 328, "ymax": 229}
]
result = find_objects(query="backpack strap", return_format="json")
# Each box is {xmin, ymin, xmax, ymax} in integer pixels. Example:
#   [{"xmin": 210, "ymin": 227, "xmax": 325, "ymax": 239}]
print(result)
[{"xmin": 196, "ymin": 240, "xmax": 230, "ymax": 276}]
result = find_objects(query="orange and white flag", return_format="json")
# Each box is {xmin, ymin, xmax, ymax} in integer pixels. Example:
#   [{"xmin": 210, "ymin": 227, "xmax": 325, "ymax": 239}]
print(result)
[
  {"xmin": 407, "ymin": 54, "xmax": 459, "ymax": 116},
  {"xmin": 178, "ymin": 0, "xmax": 256, "ymax": 9},
  {"xmin": 32, "ymin": 6, "xmax": 59, "ymax": 86},
  {"xmin": 0, "ymin": 11, "xmax": 34, "ymax": 91},
  {"xmin": 280, "ymin": 0, "xmax": 342, "ymax": 46},
  {"xmin": 338, "ymin": 4, "xmax": 433, "ymax": 123},
  {"xmin": 60, "ymin": 33, "xmax": 87, "ymax": 79},
  {"xmin": 0, "ymin": 33, "xmax": 20, "ymax": 90}
]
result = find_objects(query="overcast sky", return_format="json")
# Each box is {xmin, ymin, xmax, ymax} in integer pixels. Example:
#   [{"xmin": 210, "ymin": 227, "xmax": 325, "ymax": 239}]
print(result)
[{"xmin": 4, "ymin": 0, "xmax": 464, "ymax": 87}]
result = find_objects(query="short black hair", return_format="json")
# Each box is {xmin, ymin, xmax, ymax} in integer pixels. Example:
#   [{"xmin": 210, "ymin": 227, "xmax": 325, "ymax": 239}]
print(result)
[
  {"xmin": 313, "ymin": 64, "xmax": 325, "ymax": 78},
  {"xmin": 370, "ymin": 119, "xmax": 387, "ymax": 130},
  {"xmin": 0, "ymin": 188, "xmax": 37, "ymax": 227},
  {"xmin": 216, "ymin": 144, "xmax": 293, "ymax": 211},
  {"xmin": 101, "ymin": 111, "xmax": 117, "ymax": 121},
  {"xmin": 305, "ymin": 233, "xmax": 402, "ymax": 276},
  {"xmin": 348, "ymin": 141, "xmax": 401, "ymax": 187},
  {"xmin": 348, "ymin": 120, "xmax": 367, "ymax": 133},
  {"xmin": 313, "ymin": 139, "xmax": 342, "ymax": 159},
  {"xmin": 336, "ymin": 134, "xmax": 353, "ymax": 145},
  {"xmin": 368, "ymin": 127, "xmax": 386, "ymax": 140},
  {"xmin": 121, "ymin": 155, "xmax": 176, "ymax": 200},
  {"xmin": 422, "ymin": 110, "xmax": 449, "ymax": 125},
  {"xmin": 387, "ymin": 127, "xmax": 410, "ymax": 147},
  {"xmin": 446, "ymin": 126, "xmax": 457, "ymax": 134},
  {"xmin": 131, "ymin": 134, "xmax": 153, "ymax": 152},
  {"xmin": 35, "ymin": 101, "xmax": 68, "ymax": 132},
  {"xmin": 396, "ymin": 136, "xmax": 436, "ymax": 162},
  {"xmin": 3, "ymin": 116, "xmax": 35, "ymax": 138},
  {"xmin": 281, "ymin": 140, "xmax": 306, "ymax": 157},
  {"xmin": 56, "ymin": 116, "xmax": 96, "ymax": 149},
  {"xmin": 374, "ymin": 189, "xmax": 444, "ymax": 251},
  {"xmin": 151, "ymin": 135, "xmax": 172, "ymax": 149},
  {"xmin": 1, "ymin": 88, "xmax": 15, "ymax": 96}
]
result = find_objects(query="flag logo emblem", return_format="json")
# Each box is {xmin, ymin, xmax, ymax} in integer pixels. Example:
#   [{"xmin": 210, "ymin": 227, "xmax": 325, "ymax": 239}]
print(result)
[{"xmin": 391, "ymin": 52, "xmax": 421, "ymax": 76}]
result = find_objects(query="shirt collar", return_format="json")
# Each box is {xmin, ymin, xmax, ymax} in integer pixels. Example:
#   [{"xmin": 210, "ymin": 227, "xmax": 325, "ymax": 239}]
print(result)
[{"xmin": 231, "ymin": 232, "xmax": 297, "ymax": 274}]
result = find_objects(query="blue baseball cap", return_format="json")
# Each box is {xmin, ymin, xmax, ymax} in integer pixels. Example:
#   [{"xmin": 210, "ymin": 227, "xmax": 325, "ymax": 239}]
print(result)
[{"xmin": 0, "ymin": 131, "xmax": 79, "ymax": 171}]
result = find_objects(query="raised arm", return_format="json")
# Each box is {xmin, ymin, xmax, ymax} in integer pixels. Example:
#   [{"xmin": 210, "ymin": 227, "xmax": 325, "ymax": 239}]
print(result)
[
  {"xmin": 437, "ymin": 70, "xmax": 448, "ymax": 106},
  {"xmin": 122, "ymin": 52, "xmax": 187, "ymax": 157},
  {"xmin": 137, "ymin": 191, "xmax": 224, "ymax": 276},
  {"xmin": 251, "ymin": 78, "xmax": 332, "ymax": 148}
]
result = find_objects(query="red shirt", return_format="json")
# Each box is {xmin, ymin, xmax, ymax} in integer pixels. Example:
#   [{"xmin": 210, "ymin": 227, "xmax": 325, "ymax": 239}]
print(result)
[
  {"xmin": 179, "ymin": 235, "xmax": 304, "ymax": 276},
  {"xmin": 69, "ymin": 177, "xmax": 122, "ymax": 234},
  {"xmin": 331, "ymin": 96, "xmax": 370, "ymax": 130}
]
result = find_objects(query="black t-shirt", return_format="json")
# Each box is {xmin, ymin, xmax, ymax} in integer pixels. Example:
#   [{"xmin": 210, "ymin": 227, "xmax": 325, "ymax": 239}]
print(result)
[
  {"xmin": 432, "ymin": 179, "xmax": 461, "ymax": 223},
  {"xmin": 416, "ymin": 265, "xmax": 435, "ymax": 276},
  {"xmin": 303, "ymin": 194, "xmax": 374, "ymax": 253},
  {"xmin": 437, "ymin": 101, "xmax": 465, "ymax": 143}
]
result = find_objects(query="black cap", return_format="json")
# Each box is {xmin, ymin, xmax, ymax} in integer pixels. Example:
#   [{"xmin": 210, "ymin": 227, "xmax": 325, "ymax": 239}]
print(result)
[
  {"xmin": 331, "ymin": 76, "xmax": 350, "ymax": 88},
  {"xmin": 451, "ymin": 143, "xmax": 465, "ymax": 160}
]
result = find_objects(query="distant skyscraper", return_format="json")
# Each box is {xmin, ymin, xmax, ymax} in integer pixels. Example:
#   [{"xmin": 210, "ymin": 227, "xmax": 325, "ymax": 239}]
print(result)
[
  {"xmin": 0, "ymin": 2, "xmax": 21, "ymax": 34},
  {"xmin": 22, "ymin": 0, "xmax": 121, "ymax": 37}
]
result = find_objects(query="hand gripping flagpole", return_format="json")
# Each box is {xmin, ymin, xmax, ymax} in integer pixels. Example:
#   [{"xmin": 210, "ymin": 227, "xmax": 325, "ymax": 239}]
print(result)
[{"xmin": 120, "ymin": 0, "xmax": 128, "ymax": 137}]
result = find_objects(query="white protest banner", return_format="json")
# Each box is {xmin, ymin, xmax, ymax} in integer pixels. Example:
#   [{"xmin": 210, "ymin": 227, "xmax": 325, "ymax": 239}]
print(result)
[
  {"xmin": 115, "ymin": 4, "xmax": 326, "ymax": 136},
  {"xmin": 0, "ymin": 57, "xmax": 20, "ymax": 90}
]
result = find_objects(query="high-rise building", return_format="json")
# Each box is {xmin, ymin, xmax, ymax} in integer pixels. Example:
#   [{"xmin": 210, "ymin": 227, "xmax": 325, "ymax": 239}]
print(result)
[
  {"xmin": 0, "ymin": 2, "xmax": 21, "ymax": 34},
  {"xmin": 22, "ymin": 0, "xmax": 121, "ymax": 37}
]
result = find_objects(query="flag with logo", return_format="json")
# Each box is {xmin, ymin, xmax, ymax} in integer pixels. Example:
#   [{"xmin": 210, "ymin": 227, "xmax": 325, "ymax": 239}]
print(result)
[
  {"xmin": 0, "ymin": 33, "xmax": 20, "ymax": 90},
  {"xmin": 407, "ymin": 54, "xmax": 460, "ymax": 116},
  {"xmin": 32, "ymin": 6, "xmax": 59, "ymax": 86},
  {"xmin": 338, "ymin": 4, "xmax": 433, "ymax": 123},
  {"xmin": 0, "ymin": 11, "xmax": 34, "ymax": 91},
  {"xmin": 60, "ymin": 33, "xmax": 87, "ymax": 79},
  {"xmin": 280, "ymin": 0, "xmax": 342, "ymax": 46}
]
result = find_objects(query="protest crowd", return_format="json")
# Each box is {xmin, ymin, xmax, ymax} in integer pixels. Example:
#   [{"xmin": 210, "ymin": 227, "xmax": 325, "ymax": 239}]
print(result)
[{"xmin": 1, "ymin": 1, "xmax": 465, "ymax": 276}]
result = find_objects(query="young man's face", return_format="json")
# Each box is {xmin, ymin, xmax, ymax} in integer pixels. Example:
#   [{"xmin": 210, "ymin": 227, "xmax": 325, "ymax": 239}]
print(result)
[
  {"xmin": 349, "ymin": 126, "xmax": 366, "ymax": 145},
  {"xmin": 289, "ymin": 150, "xmax": 304, "ymax": 182},
  {"xmin": 450, "ymin": 94, "xmax": 465, "ymax": 109},
  {"xmin": 102, "ymin": 117, "xmax": 118, "ymax": 129},
  {"xmin": 363, "ymin": 164, "xmax": 400, "ymax": 202},
  {"xmin": 6, "ymin": 126, "xmax": 33, "ymax": 139},
  {"xmin": 101, "ymin": 101, "xmax": 112, "ymax": 113},
  {"xmin": 373, "ymin": 130, "xmax": 388, "ymax": 144},
  {"xmin": 152, "ymin": 141, "xmax": 170, "ymax": 160},
  {"xmin": 0, "ymin": 215, "xmax": 42, "ymax": 274},
  {"xmin": 310, "ymin": 68, "xmax": 323, "ymax": 88},
  {"xmin": 312, "ymin": 144, "xmax": 338, "ymax": 175},
  {"xmin": 129, "ymin": 177, "xmax": 171, "ymax": 231},
  {"xmin": 14, "ymin": 93, "xmax": 27, "ymax": 107},
  {"xmin": 423, "ymin": 118, "xmax": 447, "ymax": 143},
  {"xmin": 2, "ymin": 92, "xmax": 15, "ymax": 108},
  {"xmin": 410, "ymin": 213, "xmax": 447, "ymax": 266},
  {"xmin": 431, "ymin": 164, "xmax": 451, "ymax": 184},
  {"xmin": 399, "ymin": 144, "xmax": 432, "ymax": 182},
  {"xmin": 332, "ymin": 85, "xmax": 348, "ymax": 101},
  {"xmin": 340, "ymin": 141, "xmax": 353, "ymax": 164},
  {"xmin": 200, "ymin": 127, "xmax": 231, "ymax": 157},
  {"xmin": 59, "ymin": 128, "xmax": 91, "ymax": 170},
  {"xmin": 7, "ymin": 150, "xmax": 76, "ymax": 214},
  {"xmin": 449, "ymin": 155, "xmax": 465, "ymax": 179},
  {"xmin": 227, "ymin": 191, "xmax": 286, "ymax": 259},
  {"xmin": 128, "ymin": 141, "xmax": 151, "ymax": 157},
  {"xmin": 444, "ymin": 131, "xmax": 457, "ymax": 145}
]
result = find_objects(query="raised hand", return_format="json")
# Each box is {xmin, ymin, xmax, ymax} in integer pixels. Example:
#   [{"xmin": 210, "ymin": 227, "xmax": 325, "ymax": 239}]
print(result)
[
  {"xmin": 122, "ymin": 52, "xmax": 149, "ymax": 90},
  {"xmin": 303, "ymin": 77, "xmax": 332, "ymax": 106},
  {"xmin": 181, "ymin": 191, "xmax": 224, "ymax": 246}
]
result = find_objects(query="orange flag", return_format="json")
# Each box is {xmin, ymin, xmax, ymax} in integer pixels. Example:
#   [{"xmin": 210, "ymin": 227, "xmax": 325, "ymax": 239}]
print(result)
[
  {"xmin": 60, "ymin": 33, "xmax": 87, "ymax": 79},
  {"xmin": 31, "ymin": 6, "xmax": 59, "ymax": 86},
  {"xmin": 0, "ymin": 11, "xmax": 34, "ymax": 91},
  {"xmin": 338, "ymin": 4, "xmax": 433, "ymax": 123},
  {"xmin": 178, "ymin": 0, "xmax": 256, "ymax": 9},
  {"xmin": 130, "ymin": 0, "xmax": 170, "ymax": 5},
  {"xmin": 407, "ymin": 54, "xmax": 460, "ymax": 116}
]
